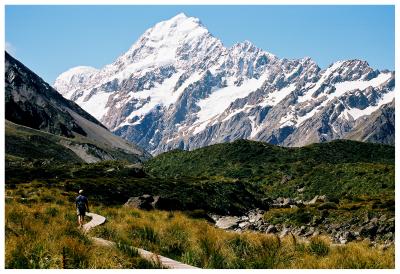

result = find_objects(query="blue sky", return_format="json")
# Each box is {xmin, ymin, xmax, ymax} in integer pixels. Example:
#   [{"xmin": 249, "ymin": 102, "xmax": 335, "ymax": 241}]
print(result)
[{"xmin": 5, "ymin": 5, "xmax": 395, "ymax": 84}]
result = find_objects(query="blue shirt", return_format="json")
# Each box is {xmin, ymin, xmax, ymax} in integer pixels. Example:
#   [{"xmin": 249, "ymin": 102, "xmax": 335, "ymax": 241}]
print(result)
[{"xmin": 76, "ymin": 195, "xmax": 88, "ymax": 210}]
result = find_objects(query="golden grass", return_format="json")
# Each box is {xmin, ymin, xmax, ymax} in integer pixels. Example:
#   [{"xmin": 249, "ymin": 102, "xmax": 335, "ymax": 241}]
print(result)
[
  {"xmin": 90, "ymin": 206, "xmax": 395, "ymax": 269},
  {"xmin": 5, "ymin": 183, "xmax": 395, "ymax": 269},
  {"xmin": 5, "ymin": 186, "xmax": 158, "ymax": 269}
]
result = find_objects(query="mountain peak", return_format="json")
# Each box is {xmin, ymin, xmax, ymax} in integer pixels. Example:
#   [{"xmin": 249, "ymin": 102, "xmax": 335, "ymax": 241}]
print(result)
[
  {"xmin": 54, "ymin": 14, "xmax": 395, "ymax": 154},
  {"xmin": 145, "ymin": 13, "xmax": 207, "ymax": 40},
  {"xmin": 232, "ymin": 40, "xmax": 256, "ymax": 50},
  {"xmin": 170, "ymin": 12, "xmax": 190, "ymax": 20},
  {"xmin": 117, "ymin": 13, "xmax": 213, "ymax": 70},
  {"xmin": 53, "ymin": 66, "xmax": 98, "ymax": 96}
]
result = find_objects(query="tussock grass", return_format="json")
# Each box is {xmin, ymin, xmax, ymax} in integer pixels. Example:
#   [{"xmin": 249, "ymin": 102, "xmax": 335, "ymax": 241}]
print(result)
[
  {"xmin": 6, "ymin": 183, "xmax": 394, "ymax": 269},
  {"xmin": 90, "ymin": 206, "xmax": 395, "ymax": 269},
  {"xmin": 5, "ymin": 185, "xmax": 159, "ymax": 269}
]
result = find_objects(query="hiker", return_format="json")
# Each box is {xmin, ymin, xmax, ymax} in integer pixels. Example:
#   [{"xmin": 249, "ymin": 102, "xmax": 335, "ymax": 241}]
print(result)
[{"xmin": 76, "ymin": 190, "xmax": 89, "ymax": 228}]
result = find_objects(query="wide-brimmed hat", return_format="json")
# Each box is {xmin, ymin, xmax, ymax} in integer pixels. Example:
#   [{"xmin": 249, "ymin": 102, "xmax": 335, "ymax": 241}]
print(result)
[{"xmin": 79, "ymin": 190, "xmax": 84, "ymax": 194}]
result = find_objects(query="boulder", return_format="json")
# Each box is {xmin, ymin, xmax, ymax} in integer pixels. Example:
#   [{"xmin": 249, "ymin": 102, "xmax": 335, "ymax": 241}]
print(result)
[
  {"xmin": 379, "ymin": 214, "xmax": 387, "ymax": 222},
  {"xmin": 257, "ymin": 223, "xmax": 268, "ymax": 232},
  {"xmin": 297, "ymin": 187, "xmax": 305, "ymax": 193},
  {"xmin": 306, "ymin": 195, "xmax": 327, "ymax": 205},
  {"xmin": 283, "ymin": 198, "xmax": 293, "ymax": 206},
  {"xmin": 124, "ymin": 194, "xmax": 159, "ymax": 210},
  {"xmin": 298, "ymin": 226, "xmax": 307, "ymax": 235},
  {"xmin": 271, "ymin": 197, "xmax": 294, "ymax": 208},
  {"xmin": 339, "ymin": 231, "xmax": 356, "ymax": 244},
  {"xmin": 266, "ymin": 225, "xmax": 278, "ymax": 234},
  {"xmin": 249, "ymin": 213, "xmax": 263, "ymax": 223},
  {"xmin": 238, "ymin": 221, "xmax": 250, "ymax": 229},
  {"xmin": 215, "ymin": 216, "xmax": 240, "ymax": 230},
  {"xmin": 369, "ymin": 217, "xmax": 379, "ymax": 224},
  {"xmin": 240, "ymin": 216, "xmax": 249, "ymax": 222},
  {"xmin": 312, "ymin": 229, "xmax": 320, "ymax": 237},
  {"xmin": 280, "ymin": 228, "xmax": 290, "ymax": 238},
  {"xmin": 304, "ymin": 226, "xmax": 315, "ymax": 237},
  {"xmin": 280, "ymin": 175, "xmax": 292, "ymax": 185}
]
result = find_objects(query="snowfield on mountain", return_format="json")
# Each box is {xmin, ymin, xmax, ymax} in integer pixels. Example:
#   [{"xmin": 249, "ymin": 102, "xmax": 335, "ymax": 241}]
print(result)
[{"xmin": 54, "ymin": 13, "xmax": 395, "ymax": 155}]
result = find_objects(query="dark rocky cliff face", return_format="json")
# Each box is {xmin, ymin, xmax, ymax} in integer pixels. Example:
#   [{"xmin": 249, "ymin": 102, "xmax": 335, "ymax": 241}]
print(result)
[
  {"xmin": 345, "ymin": 100, "xmax": 395, "ymax": 145},
  {"xmin": 5, "ymin": 51, "xmax": 105, "ymax": 138}
]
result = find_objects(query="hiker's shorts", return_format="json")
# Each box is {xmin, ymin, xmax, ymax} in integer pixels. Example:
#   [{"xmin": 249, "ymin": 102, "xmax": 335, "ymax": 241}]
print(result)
[{"xmin": 77, "ymin": 208, "xmax": 86, "ymax": 216}]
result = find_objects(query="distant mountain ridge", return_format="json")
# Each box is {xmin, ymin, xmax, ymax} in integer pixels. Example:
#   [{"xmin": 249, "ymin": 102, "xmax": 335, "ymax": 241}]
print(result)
[
  {"xmin": 5, "ymin": 51, "xmax": 150, "ymax": 164},
  {"xmin": 54, "ymin": 13, "xmax": 395, "ymax": 154}
]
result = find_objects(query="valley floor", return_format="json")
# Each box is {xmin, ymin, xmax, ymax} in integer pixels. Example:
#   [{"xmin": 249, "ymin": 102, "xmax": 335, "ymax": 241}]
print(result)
[{"xmin": 5, "ymin": 183, "xmax": 394, "ymax": 269}]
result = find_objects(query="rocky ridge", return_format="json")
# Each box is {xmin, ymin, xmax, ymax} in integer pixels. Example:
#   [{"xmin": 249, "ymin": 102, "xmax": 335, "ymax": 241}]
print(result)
[
  {"xmin": 55, "ymin": 13, "xmax": 395, "ymax": 154},
  {"xmin": 5, "ymin": 51, "xmax": 150, "ymax": 163}
]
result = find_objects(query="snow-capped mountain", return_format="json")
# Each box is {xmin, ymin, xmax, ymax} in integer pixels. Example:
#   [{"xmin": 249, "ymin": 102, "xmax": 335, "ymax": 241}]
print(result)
[
  {"xmin": 54, "ymin": 13, "xmax": 395, "ymax": 154},
  {"xmin": 5, "ymin": 51, "xmax": 150, "ymax": 163}
]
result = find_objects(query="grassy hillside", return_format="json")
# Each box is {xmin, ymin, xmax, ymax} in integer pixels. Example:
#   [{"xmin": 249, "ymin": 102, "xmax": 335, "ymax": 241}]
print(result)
[
  {"xmin": 5, "ymin": 139, "xmax": 394, "ymax": 215},
  {"xmin": 5, "ymin": 162, "xmax": 260, "ymax": 215},
  {"xmin": 6, "ymin": 120, "xmax": 83, "ymax": 165},
  {"xmin": 145, "ymin": 139, "xmax": 394, "ymax": 178},
  {"xmin": 145, "ymin": 139, "xmax": 394, "ymax": 201},
  {"xmin": 5, "ymin": 120, "xmax": 146, "ymax": 166}
]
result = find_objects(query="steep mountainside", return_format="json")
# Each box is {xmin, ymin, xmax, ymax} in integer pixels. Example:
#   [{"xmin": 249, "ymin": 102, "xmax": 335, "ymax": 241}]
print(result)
[
  {"xmin": 344, "ymin": 100, "xmax": 395, "ymax": 145},
  {"xmin": 5, "ymin": 51, "xmax": 150, "ymax": 163},
  {"xmin": 54, "ymin": 13, "xmax": 395, "ymax": 154}
]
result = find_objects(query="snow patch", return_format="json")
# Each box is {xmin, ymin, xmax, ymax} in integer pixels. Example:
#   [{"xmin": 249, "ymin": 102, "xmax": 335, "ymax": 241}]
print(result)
[
  {"xmin": 76, "ymin": 91, "xmax": 110, "ymax": 120},
  {"xmin": 332, "ymin": 72, "xmax": 392, "ymax": 100},
  {"xmin": 54, "ymin": 66, "xmax": 98, "ymax": 97},
  {"xmin": 298, "ymin": 61, "xmax": 345, "ymax": 103},
  {"xmin": 295, "ymin": 72, "xmax": 393, "ymax": 126},
  {"xmin": 118, "ymin": 72, "xmax": 186, "ymax": 128},
  {"xmin": 249, "ymin": 115, "xmax": 264, "ymax": 138},
  {"xmin": 260, "ymin": 83, "xmax": 296, "ymax": 107},
  {"xmin": 196, "ymin": 75, "xmax": 268, "ymax": 125},
  {"xmin": 279, "ymin": 112, "xmax": 296, "ymax": 128},
  {"xmin": 346, "ymin": 90, "xmax": 395, "ymax": 120},
  {"xmin": 221, "ymin": 105, "xmax": 252, "ymax": 122}
]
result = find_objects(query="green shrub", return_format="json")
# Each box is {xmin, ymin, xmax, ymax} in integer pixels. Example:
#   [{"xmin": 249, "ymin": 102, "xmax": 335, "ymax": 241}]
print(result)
[
  {"xmin": 45, "ymin": 207, "xmax": 59, "ymax": 217},
  {"xmin": 94, "ymin": 225, "xmax": 118, "ymax": 241},
  {"xmin": 308, "ymin": 237, "xmax": 329, "ymax": 257},
  {"xmin": 131, "ymin": 225, "xmax": 159, "ymax": 244},
  {"xmin": 198, "ymin": 236, "xmax": 226, "ymax": 268},
  {"xmin": 229, "ymin": 235, "xmax": 252, "ymax": 257},
  {"xmin": 161, "ymin": 223, "xmax": 189, "ymax": 257},
  {"xmin": 318, "ymin": 202, "xmax": 338, "ymax": 210}
]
